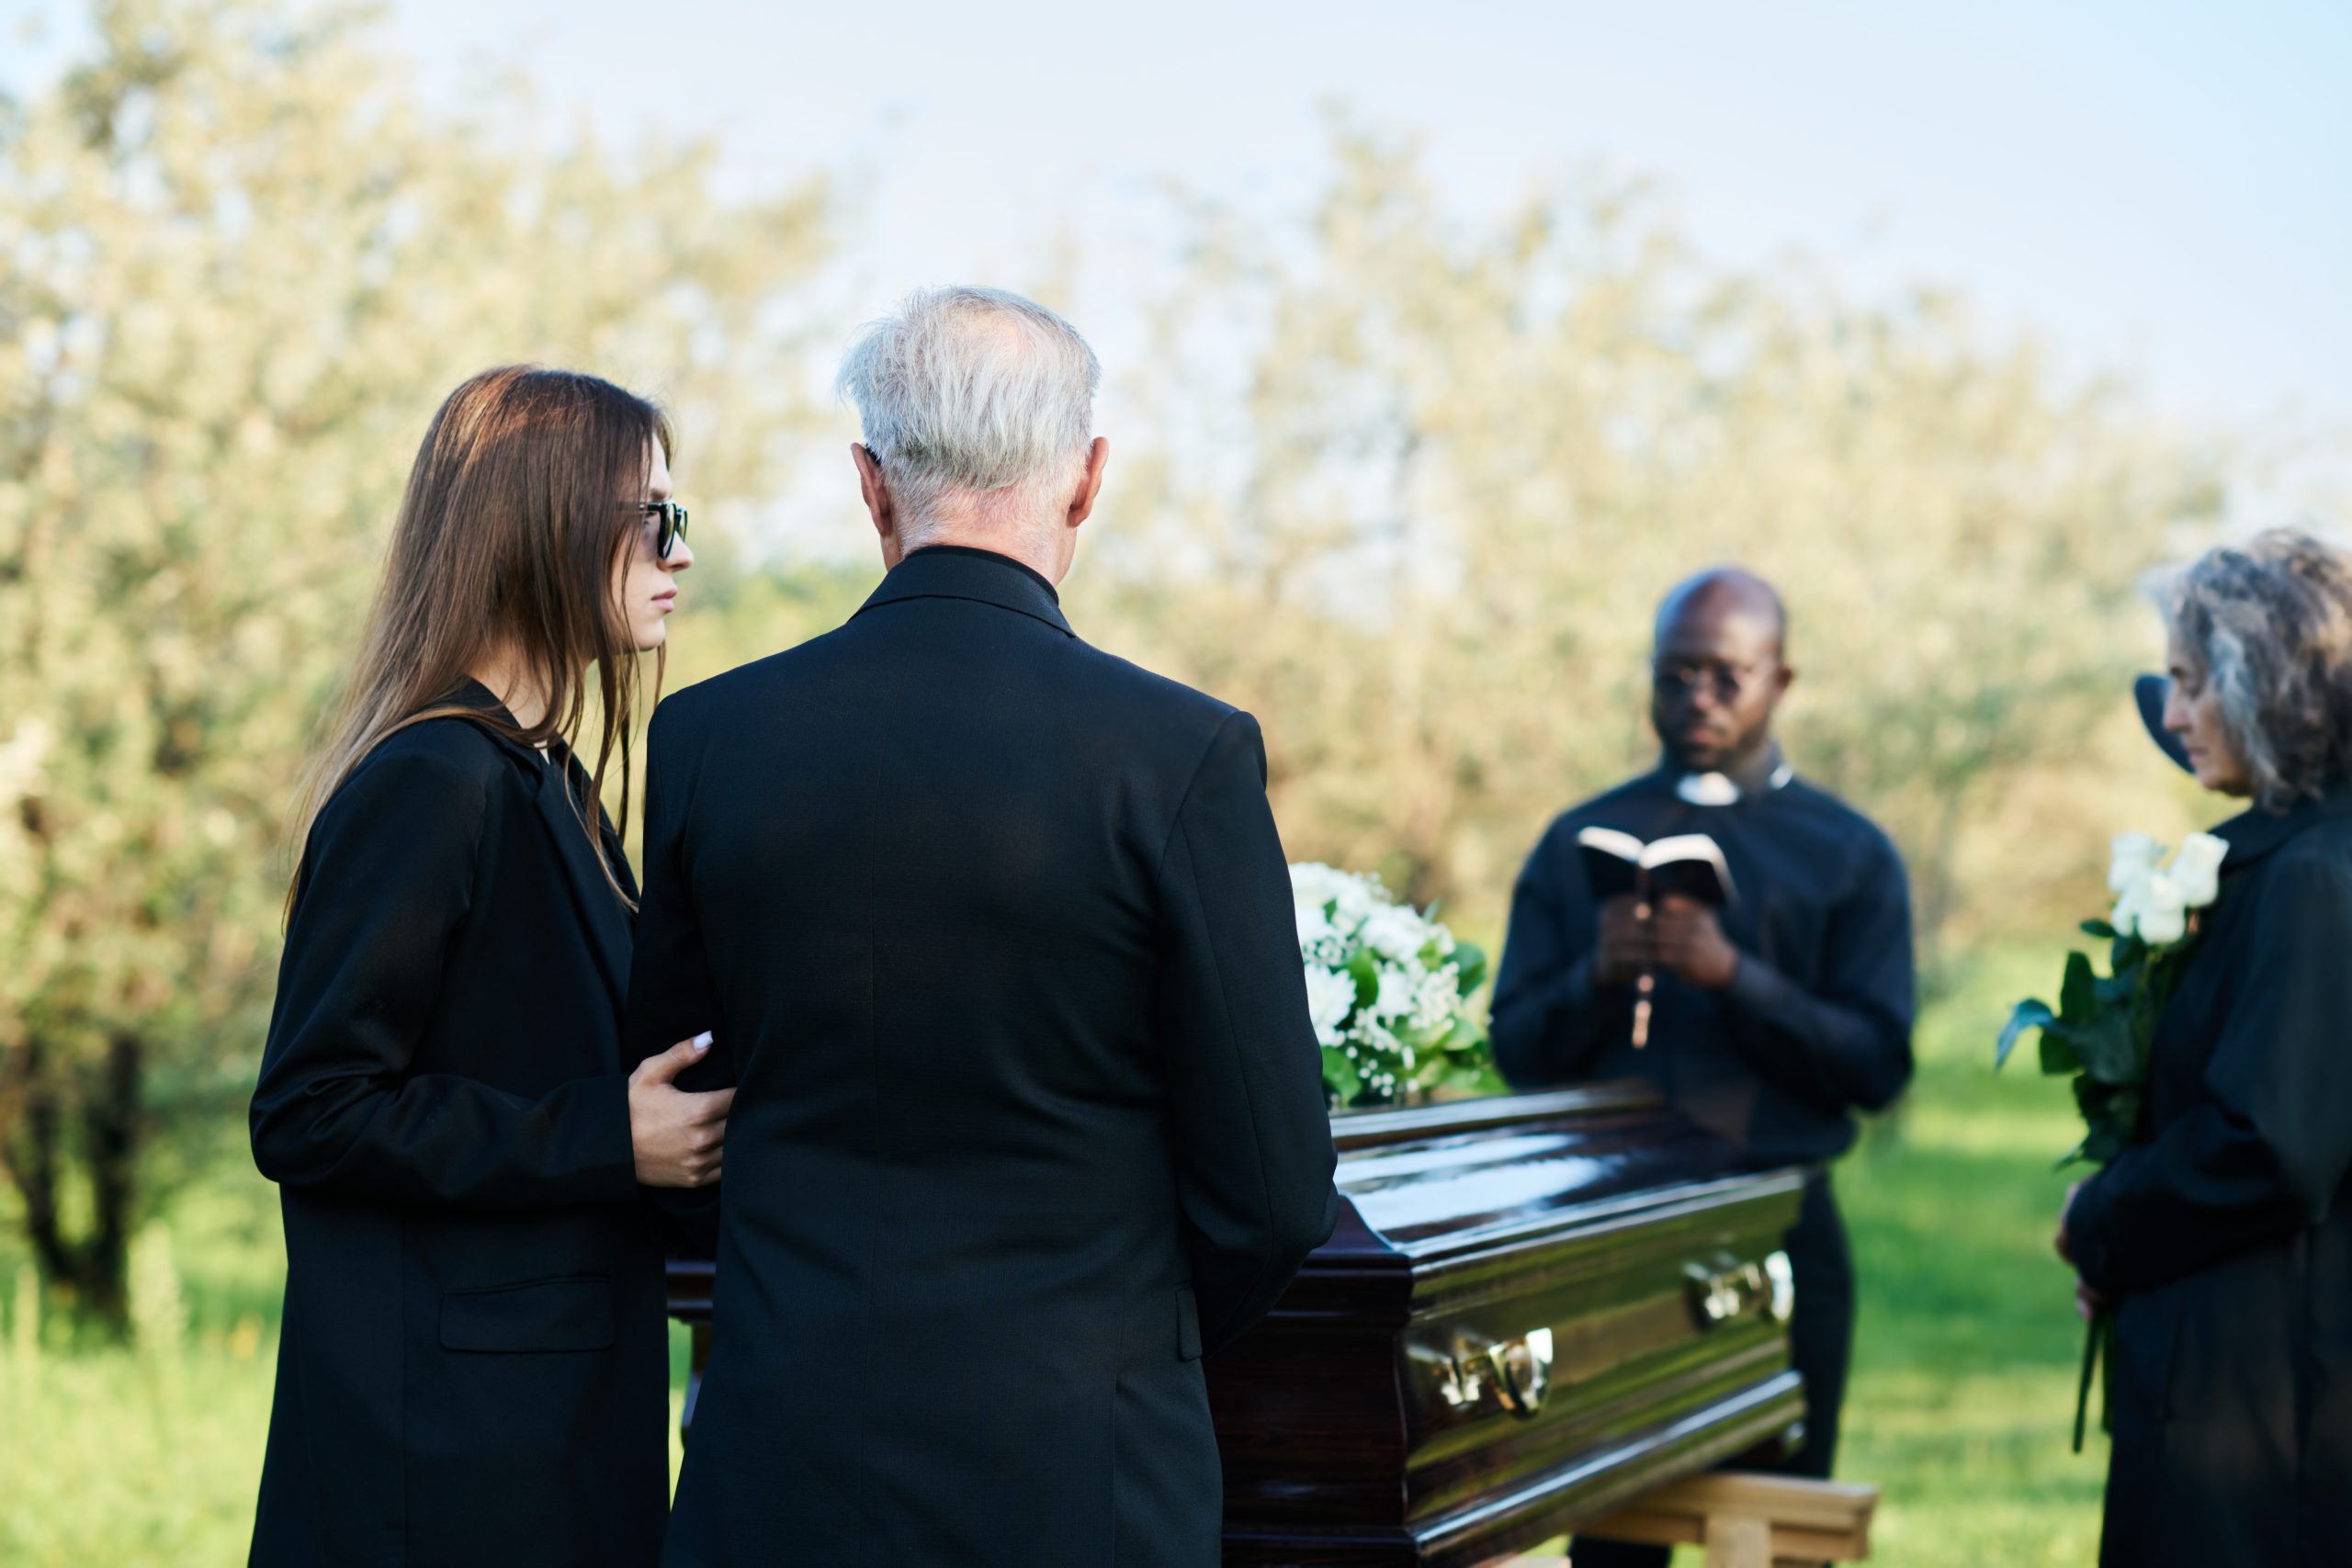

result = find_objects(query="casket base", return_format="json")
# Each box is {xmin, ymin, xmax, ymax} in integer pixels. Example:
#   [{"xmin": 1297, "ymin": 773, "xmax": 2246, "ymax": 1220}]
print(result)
[{"xmin": 1220, "ymin": 1371, "xmax": 1804, "ymax": 1567}]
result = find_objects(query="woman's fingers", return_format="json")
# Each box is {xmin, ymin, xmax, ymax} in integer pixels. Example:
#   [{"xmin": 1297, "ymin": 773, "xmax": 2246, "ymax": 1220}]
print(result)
[{"xmin": 630, "ymin": 1033, "xmax": 711, "ymax": 1088}]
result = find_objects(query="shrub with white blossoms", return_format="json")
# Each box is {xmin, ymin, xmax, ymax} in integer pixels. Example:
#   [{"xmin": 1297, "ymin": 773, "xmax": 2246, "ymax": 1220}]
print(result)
[{"xmin": 1290, "ymin": 863, "xmax": 1492, "ymax": 1107}]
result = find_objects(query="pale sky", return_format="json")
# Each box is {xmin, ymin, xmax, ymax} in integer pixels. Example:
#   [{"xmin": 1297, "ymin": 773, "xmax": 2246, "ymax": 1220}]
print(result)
[{"xmin": 8, "ymin": 0, "xmax": 2348, "ymax": 479}]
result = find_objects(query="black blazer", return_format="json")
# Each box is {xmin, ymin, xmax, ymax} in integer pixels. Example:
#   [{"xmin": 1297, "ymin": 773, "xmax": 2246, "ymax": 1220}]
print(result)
[
  {"xmin": 248, "ymin": 690, "xmax": 670, "ymax": 1568},
  {"xmin": 623, "ymin": 547, "xmax": 1340, "ymax": 1568},
  {"xmin": 2070, "ymin": 787, "xmax": 2352, "ymax": 1567}
]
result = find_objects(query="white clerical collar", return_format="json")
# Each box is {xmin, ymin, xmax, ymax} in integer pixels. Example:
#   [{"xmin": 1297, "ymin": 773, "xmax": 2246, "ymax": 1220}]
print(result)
[{"xmin": 1674, "ymin": 759, "xmax": 1795, "ymax": 807}]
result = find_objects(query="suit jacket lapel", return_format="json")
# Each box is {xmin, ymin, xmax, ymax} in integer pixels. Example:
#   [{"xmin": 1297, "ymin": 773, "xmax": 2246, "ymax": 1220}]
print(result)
[{"xmin": 533, "ymin": 750, "xmax": 634, "ymax": 1019}]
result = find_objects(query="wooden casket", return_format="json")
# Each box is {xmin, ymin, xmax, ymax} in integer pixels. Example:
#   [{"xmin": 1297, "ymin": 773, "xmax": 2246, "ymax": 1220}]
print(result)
[
  {"xmin": 666, "ymin": 1083, "xmax": 1805, "ymax": 1567},
  {"xmin": 1207, "ymin": 1085, "xmax": 1806, "ymax": 1566}
]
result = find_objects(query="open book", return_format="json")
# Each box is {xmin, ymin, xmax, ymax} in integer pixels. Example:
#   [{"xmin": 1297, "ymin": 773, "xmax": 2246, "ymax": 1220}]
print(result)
[{"xmin": 1576, "ymin": 827, "xmax": 1736, "ymax": 908}]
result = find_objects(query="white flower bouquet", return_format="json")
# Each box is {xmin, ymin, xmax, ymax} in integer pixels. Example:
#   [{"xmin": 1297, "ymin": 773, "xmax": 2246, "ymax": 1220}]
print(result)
[
  {"xmin": 1996, "ymin": 829, "xmax": 2227, "ymax": 1163},
  {"xmin": 1996, "ymin": 828, "xmax": 2228, "ymax": 1451},
  {"xmin": 1290, "ymin": 863, "xmax": 1493, "ymax": 1108}
]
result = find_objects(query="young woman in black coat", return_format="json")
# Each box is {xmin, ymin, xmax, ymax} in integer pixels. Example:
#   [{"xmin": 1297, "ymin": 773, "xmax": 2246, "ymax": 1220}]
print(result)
[
  {"xmin": 247, "ymin": 367, "xmax": 730, "ymax": 1568},
  {"xmin": 2058, "ymin": 530, "xmax": 2352, "ymax": 1567}
]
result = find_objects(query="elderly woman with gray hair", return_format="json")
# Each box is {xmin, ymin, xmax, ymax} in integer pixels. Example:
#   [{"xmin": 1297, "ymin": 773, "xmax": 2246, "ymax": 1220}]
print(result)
[{"xmin": 2057, "ymin": 529, "xmax": 2352, "ymax": 1566}]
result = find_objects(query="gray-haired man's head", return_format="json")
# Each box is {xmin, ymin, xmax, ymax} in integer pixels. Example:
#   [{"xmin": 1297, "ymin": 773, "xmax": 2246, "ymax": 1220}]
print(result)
[{"xmin": 836, "ymin": 286, "xmax": 1108, "ymax": 582}]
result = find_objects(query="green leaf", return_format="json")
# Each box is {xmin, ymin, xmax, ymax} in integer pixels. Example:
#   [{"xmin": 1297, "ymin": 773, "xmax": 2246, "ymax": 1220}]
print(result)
[
  {"xmin": 1996, "ymin": 998, "xmax": 2054, "ymax": 1071},
  {"xmin": 1320, "ymin": 1045, "xmax": 1363, "ymax": 1105},
  {"xmin": 1450, "ymin": 942, "xmax": 1489, "ymax": 997},
  {"xmin": 2057, "ymin": 951, "xmax": 2099, "ymax": 1023},
  {"xmin": 1345, "ymin": 949, "xmax": 1380, "ymax": 1009},
  {"xmin": 2071, "ymin": 1077, "xmax": 2143, "ymax": 1163},
  {"xmin": 2068, "ymin": 1009, "xmax": 2141, "ymax": 1086},
  {"xmin": 1396, "ymin": 1019, "xmax": 1448, "ymax": 1052},
  {"xmin": 2079, "ymin": 919, "xmax": 2120, "ymax": 941},
  {"xmin": 1442, "ymin": 1014, "xmax": 1489, "ymax": 1053},
  {"xmin": 2038, "ymin": 1025, "xmax": 2080, "ymax": 1075}
]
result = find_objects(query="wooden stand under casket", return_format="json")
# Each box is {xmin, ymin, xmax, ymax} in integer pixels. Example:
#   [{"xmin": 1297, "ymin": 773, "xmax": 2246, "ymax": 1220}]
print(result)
[{"xmin": 1568, "ymin": 1471, "xmax": 1880, "ymax": 1565}]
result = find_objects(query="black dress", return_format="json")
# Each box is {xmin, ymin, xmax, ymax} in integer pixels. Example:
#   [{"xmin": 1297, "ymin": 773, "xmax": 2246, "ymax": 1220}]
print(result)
[
  {"xmin": 2069, "ymin": 786, "xmax": 2352, "ymax": 1567},
  {"xmin": 622, "ymin": 546, "xmax": 1340, "ymax": 1567},
  {"xmin": 247, "ymin": 689, "xmax": 671, "ymax": 1568}
]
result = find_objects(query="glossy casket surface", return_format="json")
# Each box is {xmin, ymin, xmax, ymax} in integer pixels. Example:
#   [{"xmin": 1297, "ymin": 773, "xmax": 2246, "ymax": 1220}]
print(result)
[{"xmin": 1207, "ymin": 1085, "xmax": 1805, "ymax": 1567}]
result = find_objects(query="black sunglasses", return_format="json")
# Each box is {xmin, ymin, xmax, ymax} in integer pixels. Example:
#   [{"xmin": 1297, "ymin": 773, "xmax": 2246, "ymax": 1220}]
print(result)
[{"xmin": 633, "ymin": 501, "xmax": 689, "ymax": 559}]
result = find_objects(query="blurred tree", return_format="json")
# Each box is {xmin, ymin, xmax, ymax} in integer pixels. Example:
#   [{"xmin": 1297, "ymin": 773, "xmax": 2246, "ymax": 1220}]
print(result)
[
  {"xmin": 0, "ymin": 12, "xmax": 2305, "ymax": 1328},
  {"xmin": 0, "ymin": 0, "xmax": 831, "ymax": 1324},
  {"xmin": 1086, "ymin": 128, "xmax": 2232, "ymax": 970}
]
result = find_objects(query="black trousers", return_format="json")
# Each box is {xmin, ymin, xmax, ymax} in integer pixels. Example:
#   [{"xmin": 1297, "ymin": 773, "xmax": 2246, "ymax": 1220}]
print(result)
[{"xmin": 1573, "ymin": 1173, "xmax": 1855, "ymax": 1567}]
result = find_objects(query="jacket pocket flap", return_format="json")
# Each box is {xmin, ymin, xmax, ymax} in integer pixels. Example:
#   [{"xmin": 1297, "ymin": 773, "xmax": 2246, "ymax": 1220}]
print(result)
[{"xmin": 440, "ymin": 1277, "xmax": 614, "ymax": 1354}]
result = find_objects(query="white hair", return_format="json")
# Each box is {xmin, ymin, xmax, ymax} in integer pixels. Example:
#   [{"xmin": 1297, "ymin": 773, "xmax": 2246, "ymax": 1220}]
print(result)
[{"xmin": 835, "ymin": 286, "xmax": 1101, "ymax": 539}]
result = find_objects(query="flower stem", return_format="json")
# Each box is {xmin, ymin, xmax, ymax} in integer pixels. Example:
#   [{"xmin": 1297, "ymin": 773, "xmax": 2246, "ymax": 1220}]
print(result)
[{"xmin": 2073, "ymin": 1309, "xmax": 2108, "ymax": 1454}]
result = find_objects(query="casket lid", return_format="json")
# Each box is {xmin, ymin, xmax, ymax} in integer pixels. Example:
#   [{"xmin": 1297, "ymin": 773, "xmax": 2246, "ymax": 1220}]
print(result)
[{"xmin": 1317, "ymin": 1083, "xmax": 1773, "ymax": 1268}]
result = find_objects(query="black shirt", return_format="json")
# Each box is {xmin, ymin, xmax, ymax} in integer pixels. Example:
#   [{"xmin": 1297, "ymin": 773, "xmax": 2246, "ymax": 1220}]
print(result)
[{"xmin": 1490, "ymin": 766, "xmax": 1917, "ymax": 1166}]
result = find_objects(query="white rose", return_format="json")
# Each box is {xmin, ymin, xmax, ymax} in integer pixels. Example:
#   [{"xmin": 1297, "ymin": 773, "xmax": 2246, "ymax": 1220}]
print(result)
[
  {"xmin": 2111, "ymin": 870, "xmax": 2152, "ymax": 939},
  {"xmin": 1359, "ymin": 904, "xmax": 1430, "ymax": 963},
  {"xmin": 1295, "ymin": 897, "xmax": 1336, "ymax": 951},
  {"xmin": 2168, "ymin": 832, "xmax": 2229, "ymax": 908},
  {"xmin": 1302, "ymin": 965, "xmax": 1357, "ymax": 1047},
  {"xmin": 1371, "ymin": 964, "xmax": 1417, "ymax": 1020},
  {"xmin": 1288, "ymin": 862, "xmax": 1351, "ymax": 908},
  {"xmin": 2133, "ymin": 872, "xmax": 2189, "ymax": 946},
  {"xmin": 2109, "ymin": 833, "xmax": 2165, "ymax": 896}
]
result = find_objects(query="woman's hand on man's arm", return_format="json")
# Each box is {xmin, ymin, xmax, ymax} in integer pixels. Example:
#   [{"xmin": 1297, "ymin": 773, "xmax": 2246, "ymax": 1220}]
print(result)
[{"xmin": 628, "ymin": 1033, "xmax": 731, "ymax": 1189}]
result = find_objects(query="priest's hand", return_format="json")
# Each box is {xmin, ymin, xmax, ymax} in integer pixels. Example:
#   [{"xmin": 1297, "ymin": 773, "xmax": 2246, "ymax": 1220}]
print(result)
[
  {"xmin": 1594, "ymin": 895, "xmax": 1653, "ymax": 987},
  {"xmin": 1649, "ymin": 895, "xmax": 1740, "ymax": 990}
]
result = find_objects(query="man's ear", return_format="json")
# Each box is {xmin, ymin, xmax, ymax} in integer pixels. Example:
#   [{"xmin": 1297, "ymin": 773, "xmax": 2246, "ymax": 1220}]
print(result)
[
  {"xmin": 1064, "ymin": 437, "xmax": 1110, "ymax": 530},
  {"xmin": 853, "ymin": 443, "xmax": 900, "ymax": 566}
]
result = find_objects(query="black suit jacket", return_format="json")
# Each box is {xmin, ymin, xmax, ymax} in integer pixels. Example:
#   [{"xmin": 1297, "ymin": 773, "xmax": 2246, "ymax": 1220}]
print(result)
[
  {"xmin": 624, "ymin": 546, "xmax": 1339, "ymax": 1568},
  {"xmin": 248, "ymin": 690, "xmax": 670, "ymax": 1568},
  {"xmin": 2070, "ymin": 788, "xmax": 2352, "ymax": 1566}
]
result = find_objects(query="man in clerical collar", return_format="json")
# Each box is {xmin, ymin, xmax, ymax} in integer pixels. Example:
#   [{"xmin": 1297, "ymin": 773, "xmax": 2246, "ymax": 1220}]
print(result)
[{"xmin": 1492, "ymin": 567, "xmax": 1916, "ymax": 1557}]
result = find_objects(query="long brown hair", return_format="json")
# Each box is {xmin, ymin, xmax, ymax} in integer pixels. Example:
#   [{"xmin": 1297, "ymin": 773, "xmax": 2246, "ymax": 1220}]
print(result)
[{"xmin": 291, "ymin": 366, "xmax": 673, "ymax": 909}]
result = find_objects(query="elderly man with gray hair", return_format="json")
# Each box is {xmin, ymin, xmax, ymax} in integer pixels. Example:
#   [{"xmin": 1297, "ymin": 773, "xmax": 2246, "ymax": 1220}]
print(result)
[{"xmin": 622, "ymin": 287, "xmax": 1340, "ymax": 1566}]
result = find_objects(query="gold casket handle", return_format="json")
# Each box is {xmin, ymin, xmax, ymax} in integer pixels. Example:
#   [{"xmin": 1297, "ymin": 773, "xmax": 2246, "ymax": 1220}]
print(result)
[
  {"xmin": 1481, "ymin": 1327, "xmax": 1555, "ymax": 1418},
  {"xmin": 1684, "ymin": 1249, "xmax": 1796, "ymax": 1329},
  {"xmin": 1420, "ymin": 1326, "xmax": 1558, "ymax": 1419}
]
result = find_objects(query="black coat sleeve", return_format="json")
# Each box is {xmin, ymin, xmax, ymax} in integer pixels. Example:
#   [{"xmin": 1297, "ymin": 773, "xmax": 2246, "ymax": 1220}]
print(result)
[
  {"xmin": 2071, "ymin": 854, "xmax": 2352, "ymax": 1297},
  {"xmin": 1489, "ymin": 829, "xmax": 1615, "ymax": 1087},
  {"xmin": 1154, "ymin": 711, "xmax": 1340, "ymax": 1353},
  {"xmin": 1719, "ymin": 829, "xmax": 1917, "ymax": 1111},
  {"xmin": 250, "ymin": 745, "xmax": 639, "ymax": 1210},
  {"xmin": 620, "ymin": 702, "xmax": 724, "ymax": 1080},
  {"xmin": 618, "ymin": 702, "xmax": 727, "ymax": 1244}
]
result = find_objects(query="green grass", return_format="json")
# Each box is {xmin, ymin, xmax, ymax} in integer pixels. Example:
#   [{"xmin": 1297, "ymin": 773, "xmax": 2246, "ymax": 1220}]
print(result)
[
  {"xmin": 1833, "ymin": 946, "xmax": 2108, "ymax": 1565},
  {"xmin": 1, "ymin": 951, "xmax": 2106, "ymax": 1565}
]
